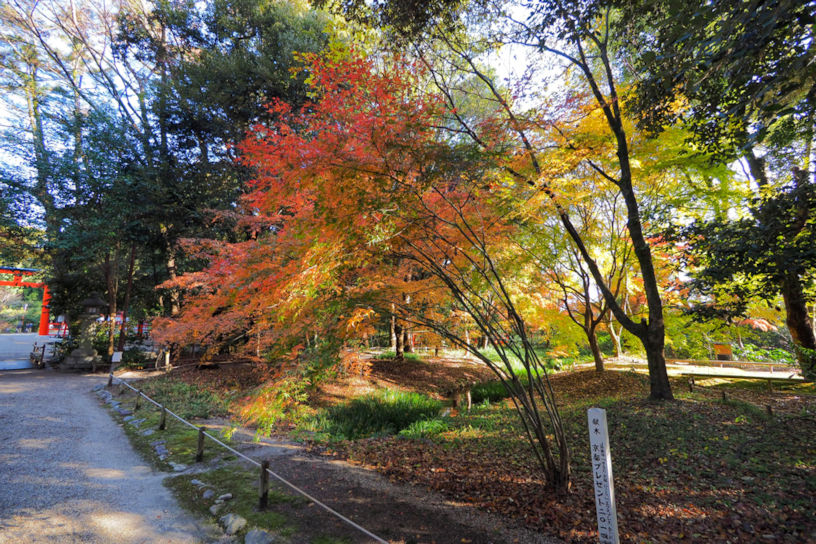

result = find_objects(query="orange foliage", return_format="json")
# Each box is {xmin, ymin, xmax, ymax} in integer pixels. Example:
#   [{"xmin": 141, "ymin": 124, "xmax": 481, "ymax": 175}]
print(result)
[{"xmin": 153, "ymin": 54, "xmax": 503, "ymax": 356}]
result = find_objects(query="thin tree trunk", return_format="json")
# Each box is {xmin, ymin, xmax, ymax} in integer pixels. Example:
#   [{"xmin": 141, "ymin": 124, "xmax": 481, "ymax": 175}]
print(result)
[
  {"xmin": 117, "ymin": 242, "xmax": 137, "ymax": 351},
  {"xmin": 588, "ymin": 327, "xmax": 604, "ymax": 371},
  {"xmin": 104, "ymin": 248, "xmax": 120, "ymax": 358},
  {"xmin": 403, "ymin": 328, "xmax": 413, "ymax": 353},
  {"xmin": 390, "ymin": 309, "xmax": 397, "ymax": 349},
  {"xmin": 165, "ymin": 242, "xmax": 180, "ymax": 316},
  {"xmin": 394, "ymin": 322, "xmax": 404, "ymax": 360},
  {"xmin": 608, "ymin": 319, "xmax": 623, "ymax": 358}
]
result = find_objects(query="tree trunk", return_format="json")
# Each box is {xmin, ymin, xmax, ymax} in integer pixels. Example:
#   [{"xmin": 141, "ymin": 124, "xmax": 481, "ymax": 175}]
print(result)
[
  {"xmin": 403, "ymin": 328, "xmax": 413, "ymax": 353},
  {"xmin": 104, "ymin": 249, "xmax": 120, "ymax": 358},
  {"xmin": 394, "ymin": 322, "xmax": 404, "ymax": 360},
  {"xmin": 643, "ymin": 323, "xmax": 673, "ymax": 400},
  {"xmin": 390, "ymin": 310, "xmax": 397, "ymax": 349},
  {"xmin": 608, "ymin": 321, "xmax": 623, "ymax": 358},
  {"xmin": 587, "ymin": 328, "xmax": 604, "ymax": 371},
  {"xmin": 165, "ymin": 244, "xmax": 180, "ymax": 316},
  {"xmin": 781, "ymin": 272, "xmax": 816, "ymax": 380},
  {"xmin": 117, "ymin": 242, "xmax": 137, "ymax": 352}
]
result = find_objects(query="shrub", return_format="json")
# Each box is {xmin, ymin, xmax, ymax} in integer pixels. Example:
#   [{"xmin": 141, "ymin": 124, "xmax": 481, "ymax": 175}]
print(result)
[
  {"xmin": 305, "ymin": 390, "xmax": 442, "ymax": 440},
  {"xmin": 239, "ymin": 377, "xmax": 309, "ymax": 435}
]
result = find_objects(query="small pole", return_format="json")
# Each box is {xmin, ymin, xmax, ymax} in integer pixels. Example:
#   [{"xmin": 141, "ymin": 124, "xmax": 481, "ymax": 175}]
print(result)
[
  {"xmin": 259, "ymin": 460, "xmax": 270, "ymax": 509},
  {"xmin": 765, "ymin": 404, "xmax": 773, "ymax": 417},
  {"xmin": 721, "ymin": 390, "xmax": 727, "ymax": 402},
  {"xmin": 107, "ymin": 372, "xmax": 113, "ymax": 387},
  {"xmin": 159, "ymin": 405, "xmax": 167, "ymax": 430},
  {"xmin": 766, "ymin": 379, "xmax": 773, "ymax": 392},
  {"xmin": 134, "ymin": 390, "xmax": 142, "ymax": 411},
  {"xmin": 687, "ymin": 377, "xmax": 694, "ymax": 393},
  {"xmin": 196, "ymin": 427, "xmax": 206, "ymax": 462}
]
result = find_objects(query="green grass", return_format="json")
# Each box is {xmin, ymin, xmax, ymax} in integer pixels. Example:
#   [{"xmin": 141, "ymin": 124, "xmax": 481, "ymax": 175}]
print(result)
[
  {"xmin": 377, "ymin": 350, "xmax": 425, "ymax": 362},
  {"xmin": 469, "ymin": 362, "xmax": 566, "ymax": 404},
  {"xmin": 470, "ymin": 379, "xmax": 513, "ymax": 404},
  {"xmin": 164, "ymin": 467, "xmax": 294, "ymax": 536},
  {"xmin": 107, "ymin": 387, "xmax": 300, "ymax": 539},
  {"xmin": 475, "ymin": 346, "xmax": 573, "ymax": 371},
  {"xmin": 398, "ymin": 417, "xmax": 449, "ymax": 438},
  {"xmin": 138, "ymin": 378, "xmax": 232, "ymax": 419},
  {"xmin": 301, "ymin": 390, "xmax": 443, "ymax": 440},
  {"xmin": 111, "ymin": 388, "xmax": 236, "ymax": 468}
]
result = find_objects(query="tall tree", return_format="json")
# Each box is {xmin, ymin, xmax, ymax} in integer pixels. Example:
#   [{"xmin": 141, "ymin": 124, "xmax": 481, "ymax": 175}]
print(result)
[
  {"xmin": 622, "ymin": 0, "xmax": 816, "ymax": 377},
  {"xmin": 328, "ymin": 0, "xmax": 676, "ymax": 398},
  {"xmin": 156, "ymin": 54, "xmax": 572, "ymax": 490}
]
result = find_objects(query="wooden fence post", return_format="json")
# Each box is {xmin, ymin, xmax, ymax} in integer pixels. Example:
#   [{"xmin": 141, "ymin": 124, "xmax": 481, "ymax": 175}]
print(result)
[
  {"xmin": 259, "ymin": 460, "xmax": 270, "ymax": 509},
  {"xmin": 196, "ymin": 427, "xmax": 206, "ymax": 462},
  {"xmin": 135, "ymin": 390, "xmax": 142, "ymax": 411},
  {"xmin": 159, "ymin": 405, "xmax": 167, "ymax": 430}
]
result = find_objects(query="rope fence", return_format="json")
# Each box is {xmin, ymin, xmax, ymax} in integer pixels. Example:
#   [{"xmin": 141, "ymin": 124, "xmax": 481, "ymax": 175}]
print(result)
[{"xmin": 109, "ymin": 374, "xmax": 389, "ymax": 544}]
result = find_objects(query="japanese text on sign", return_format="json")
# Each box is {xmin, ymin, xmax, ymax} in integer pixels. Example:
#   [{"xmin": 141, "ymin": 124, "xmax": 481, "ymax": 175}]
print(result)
[{"xmin": 587, "ymin": 408, "xmax": 619, "ymax": 544}]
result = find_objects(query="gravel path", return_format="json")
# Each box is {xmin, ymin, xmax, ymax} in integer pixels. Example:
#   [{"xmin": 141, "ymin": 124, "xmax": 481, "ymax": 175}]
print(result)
[{"xmin": 0, "ymin": 368, "xmax": 221, "ymax": 543}]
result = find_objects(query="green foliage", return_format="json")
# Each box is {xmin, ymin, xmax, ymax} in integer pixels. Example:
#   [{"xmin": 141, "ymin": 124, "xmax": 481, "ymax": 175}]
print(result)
[
  {"xmin": 119, "ymin": 348, "xmax": 154, "ymax": 369},
  {"xmin": 622, "ymin": 0, "xmax": 815, "ymax": 155},
  {"xmin": 398, "ymin": 418, "xmax": 449, "ymax": 439},
  {"xmin": 470, "ymin": 360, "xmax": 565, "ymax": 404},
  {"xmin": 681, "ymin": 177, "xmax": 816, "ymax": 316},
  {"xmin": 735, "ymin": 344, "xmax": 795, "ymax": 366},
  {"xmin": 140, "ymin": 379, "xmax": 232, "ymax": 419},
  {"xmin": 470, "ymin": 380, "xmax": 511, "ymax": 404},
  {"xmin": 303, "ymin": 390, "xmax": 443, "ymax": 440}
]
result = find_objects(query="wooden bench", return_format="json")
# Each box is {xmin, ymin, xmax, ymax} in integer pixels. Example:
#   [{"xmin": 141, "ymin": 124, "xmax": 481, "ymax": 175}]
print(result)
[{"xmin": 29, "ymin": 343, "xmax": 47, "ymax": 368}]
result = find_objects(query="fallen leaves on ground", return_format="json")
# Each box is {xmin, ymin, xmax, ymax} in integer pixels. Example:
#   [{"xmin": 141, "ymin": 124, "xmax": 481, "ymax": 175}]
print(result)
[{"xmin": 322, "ymin": 371, "xmax": 816, "ymax": 543}]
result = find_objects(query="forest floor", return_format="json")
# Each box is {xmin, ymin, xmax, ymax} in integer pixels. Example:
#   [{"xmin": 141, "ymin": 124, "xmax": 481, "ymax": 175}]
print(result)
[{"xmin": 117, "ymin": 353, "xmax": 816, "ymax": 544}]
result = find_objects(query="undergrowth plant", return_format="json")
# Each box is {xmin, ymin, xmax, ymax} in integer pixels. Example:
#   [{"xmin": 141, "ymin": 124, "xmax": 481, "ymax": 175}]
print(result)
[
  {"xmin": 301, "ymin": 390, "xmax": 442, "ymax": 440},
  {"xmin": 140, "ymin": 379, "xmax": 231, "ymax": 419}
]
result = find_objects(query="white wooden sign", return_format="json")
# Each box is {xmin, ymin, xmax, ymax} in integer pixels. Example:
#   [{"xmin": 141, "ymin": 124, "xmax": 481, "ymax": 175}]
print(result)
[
  {"xmin": 588, "ymin": 408, "xmax": 620, "ymax": 544},
  {"xmin": 111, "ymin": 351, "xmax": 123, "ymax": 363}
]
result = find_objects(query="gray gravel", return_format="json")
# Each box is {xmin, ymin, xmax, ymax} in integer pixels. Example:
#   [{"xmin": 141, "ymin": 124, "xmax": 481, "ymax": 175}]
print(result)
[{"xmin": 0, "ymin": 368, "xmax": 222, "ymax": 543}]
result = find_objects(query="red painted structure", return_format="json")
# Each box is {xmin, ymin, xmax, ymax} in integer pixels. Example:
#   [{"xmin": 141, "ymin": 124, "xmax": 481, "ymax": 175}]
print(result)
[{"xmin": 0, "ymin": 267, "xmax": 50, "ymax": 335}]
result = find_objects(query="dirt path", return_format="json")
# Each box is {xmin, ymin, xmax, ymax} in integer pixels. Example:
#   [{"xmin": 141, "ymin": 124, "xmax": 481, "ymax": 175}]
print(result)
[
  {"xmin": 0, "ymin": 368, "xmax": 222, "ymax": 543},
  {"xmin": 199, "ymin": 423, "xmax": 561, "ymax": 544}
]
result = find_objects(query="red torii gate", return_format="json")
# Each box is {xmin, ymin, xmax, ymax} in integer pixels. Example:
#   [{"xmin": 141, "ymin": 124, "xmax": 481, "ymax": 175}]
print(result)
[{"xmin": 0, "ymin": 267, "xmax": 50, "ymax": 335}]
